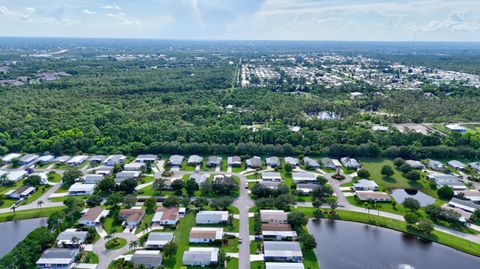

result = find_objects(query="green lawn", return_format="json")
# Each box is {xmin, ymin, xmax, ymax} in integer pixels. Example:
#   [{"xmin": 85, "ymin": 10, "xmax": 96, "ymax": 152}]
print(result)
[
  {"xmin": 220, "ymin": 160, "xmax": 228, "ymax": 172},
  {"xmin": 23, "ymin": 185, "xmax": 52, "ymax": 204},
  {"xmin": 346, "ymin": 195, "xmax": 410, "ymax": 216},
  {"xmin": 295, "ymin": 207, "xmax": 480, "ymax": 257},
  {"xmin": 162, "ymin": 212, "xmax": 195, "ymax": 269},
  {"xmin": 135, "ymin": 212, "xmax": 154, "ymax": 234},
  {"xmin": 360, "ymin": 158, "xmax": 437, "ymax": 197},
  {"xmin": 226, "ymin": 258, "xmax": 238, "ymax": 269},
  {"xmin": 232, "ymin": 163, "xmax": 246, "ymax": 173},
  {"xmin": 49, "ymin": 195, "xmax": 89, "ymax": 203},
  {"xmin": 47, "ymin": 173, "xmax": 62, "ymax": 183},
  {"xmin": 249, "ymin": 217, "xmax": 255, "ymax": 235},
  {"xmin": 181, "ymin": 161, "xmax": 196, "ymax": 172},
  {"xmin": 0, "ymin": 206, "xmax": 66, "ymax": 222},
  {"xmin": 137, "ymin": 185, "xmax": 175, "ymax": 197},
  {"xmin": 78, "ymin": 251, "xmax": 99, "ymax": 264},
  {"xmin": 222, "ymin": 236, "xmax": 239, "ymax": 253},
  {"xmin": 105, "ymin": 237, "xmax": 127, "ymax": 250},
  {"xmin": 102, "ymin": 216, "xmax": 124, "ymax": 233},
  {"xmin": 0, "ymin": 180, "xmax": 24, "ymax": 195},
  {"xmin": 251, "ymin": 261, "xmax": 265, "ymax": 269},
  {"xmin": 55, "ymin": 184, "xmax": 70, "ymax": 193},
  {"xmin": 250, "ymin": 240, "xmax": 262, "ymax": 254},
  {"xmin": 0, "ymin": 198, "xmax": 18, "ymax": 209}
]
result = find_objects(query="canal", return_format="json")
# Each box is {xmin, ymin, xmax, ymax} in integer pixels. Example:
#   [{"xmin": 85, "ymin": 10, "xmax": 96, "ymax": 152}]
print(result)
[{"xmin": 0, "ymin": 218, "xmax": 47, "ymax": 257}]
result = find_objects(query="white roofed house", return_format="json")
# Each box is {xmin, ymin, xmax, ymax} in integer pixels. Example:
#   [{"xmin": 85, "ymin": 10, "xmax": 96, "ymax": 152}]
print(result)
[
  {"xmin": 95, "ymin": 166, "xmax": 113, "ymax": 175},
  {"xmin": 206, "ymin": 156, "xmax": 222, "ymax": 167},
  {"xmin": 19, "ymin": 154, "xmax": 39, "ymax": 165},
  {"xmin": 169, "ymin": 155, "xmax": 184, "ymax": 167},
  {"xmin": 79, "ymin": 207, "xmax": 109, "ymax": 227},
  {"xmin": 6, "ymin": 184, "xmax": 35, "ymax": 199},
  {"xmin": 246, "ymin": 156, "xmax": 263, "ymax": 168},
  {"xmin": 426, "ymin": 173, "xmax": 467, "ymax": 190},
  {"xmin": 448, "ymin": 160, "xmax": 466, "ymax": 171},
  {"xmin": 259, "ymin": 181, "xmax": 281, "ymax": 189},
  {"xmin": 341, "ymin": 157, "xmax": 361, "ymax": 169},
  {"xmin": 190, "ymin": 172, "xmax": 208, "ymax": 185},
  {"xmin": 131, "ymin": 250, "xmax": 163, "ymax": 269},
  {"xmin": 135, "ymin": 154, "xmax": 158, "ymax": 163},
  {"xmin": 55, "ymin": 156, "xmax": 72, "ymax": 164},
  {"xmin": 182, "ymin": 247, "xmax": 219, "ymax": 266},
  {"xmin": 0, "ymin": 170, "xmax": 28, "ymax": 182},
  {"xmin": 196, "ymin": 211, "xmax": 229, "ymax": 224},
  {"xmin": 321, "ymin": 158, "xmax": 342, "ymax": 170},
  {"xmin": 427, "ymin": 159, "xmax": 444, "ymax": 171},
  {"xmin": 83, "ymin": 174, "xmax": 104, "ymax": 184},
  {"xmin": 448, "ymin": 198, "xmax": 480, "ymax": 213},
  {"xmin": 1, "ymin": 153, "xmax": 22, "ymax": 164},
  {"xmin": 260, "ymin": 210, "xmax": 288, "ymax": 224},
  {"xmin": 67, "ymin": 155, "xmax": 88, "ymax": 166},
  {"xmin": 303, "ymin": 157, "xmax": 320, "ymax": 169},
  {"xmin": 68, "ymin": 183, "xmax": 95, "ymax": 196},
  {"xmin": 353, "ymin": 179, "xmax": 379, "ymax": 191},
  {"xmin": 89, "ymin": 155, "xmax": 106, "ymax": 164},
  {"xmin": 187, "ymin": 155, "xmax": 203, "ymax": 165},
  {"xmin": 56, "ymin": 229, "xmax": 88, "ymax": 248},
  {"xmin": 469, "ymin": 162, "xmax": 480, "ymax": 173},
  {"xmin": 145, "ymin": 232, "xmax": 175, "ymax": 249},
  {"xmin": 292, "ymin": 172, "xmax": 316, "ymax": 183},
  {"xmin": 152, "ymin": 207, "xmax": 183, "ymax": 226},
  {"xmin": 227, "ymin": 156, "xmax": 242, "ymax": 167},
  {"xmin": 262, "ymin": 172, "xmax": 282, "ymax": 182},
  {"xmin": 115, "ymin": 171, "xmax": 140, "ymax": 184},
  {"xmin": 262, "ymin": 223, "xmax": 297, "ymax": 241},
  {"xmin": 36, "ymin": 248, "xmax": 79, "ymax": 269},
  {"xmin": 263, "ymin": 241, "xmax": 303, "ymax": 263},
  {"xmin": 284, "ymin": 157, "xmax": 299, "ymax": 167},
  {"xmin": 355, "ymin": 191, "xmax": 391, "ymax": 202},
  {"xmin": 446, "ymin": 124, "xmax": 467, "ymax": 133},
  {"xmin": 455, "ymin": 190, "xmax": 480, "ymax": 202},
  {"xmin": 405, "ymin": 160, "xmax": 425, "ymax": 170},
  {"xmin": 189, "ymin": 227, "xmax": 224, "ymax": 243},
  {"xmin": 266, "ymin": 263, "xmax": 305, "ymax": 269},
  {"xmin": 104, "ymin": 154, "xmax": 126, "ymax": 166},
  {"xmin": 296, "ymin": 183, "xmax": 319, "ymax": 194},
  {"xmin": 124, "ymin": 162, "xmax": 145, "ymax": 171},
  {"xmin": 371, "ymin": 125, "xmax": 389, "ymax": 132},
  {"xmin": 266, "ymin": 157, "xmax": 281, "ymax": 168},
  {"xmin": 37, "ymin": 155, "xmax": 55, "ymax": 164}
]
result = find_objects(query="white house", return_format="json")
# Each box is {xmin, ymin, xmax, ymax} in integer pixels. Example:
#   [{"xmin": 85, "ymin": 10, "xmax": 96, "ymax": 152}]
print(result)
[
  {"xmin": 446, "ymin": 124, "xmax": 467, "ymax": 133},
  {"xmin": 37, "ymin": 155, "xmax": 55, "ymax": 164},
  {"xmin": 448, "ymin": 160, "xmax": 466, "ymax": 171},
  {"xmin": 83, "ymin": 174, "xmax": 104, "ymax": 184},
  {"xmin": 405, "ymin": 160, "xmax": 425, "ymax": 169},
  {"xmin": 6, "ymin": 185, "xmax": 35, "ymax": 199},
  {"xmin": 341, "ymin": 157, "xmax": 361, "ymax": 169},
  {"xmin": 55, "ymin": 156, "xmax": 71, "ymax": 164},
  {"xmin": 427, "ymin": 173, "xmax": 467, "ymax": 190},
  {"xmin": 145, "ymin": 232, "xmax": 175, "ymax": 249},
  {"xmin": 115, "ymin": 171, "xmax": 141, "ymax": 183},
  {"xmin": 19, "ymin": 154, "xmax": 39, "ymax": 165},
  {"xmin": 104, "ymin": 154, "xmax": 126, "ymax": 166},
  {"xmin": 190, "ymin": 173, "xmax": 208, "ymax": 185},
  {"xmin": 187, "ymin": 155, "xmax": 203, "ymax": 165},
  {"xmin": 182, "ymin": 247, "xmax": 219, "ymax": 266},
  {"xmin": 79, "ymin": 207, "xmax": 108, "ymax": 226},
  {"xmin": 321, "ymin": 158, "xmax": 342, "ymax": 169},
  {"xmin": 260, "ymin": 210, "xmax": 288, "ymax": 224},
  {"xmin": 284, "ymin": 157, "xmax": 299, "ymax": 167},
  {"xmin": 189, "ymin": 227, "xmax": 224, "ymax": 243},
  {"xmin": 36, "ymin": 248, "xmax": 79, "ymax": 269},
  {"xmin": 353, "ymin": 179, "xmax": 379, "ymax": 191},
  {"xmin": 119, "ymin": 208, "xmax": 145, "ymax": 228},
  {"xmin": 266, "ymin": 263, "xmax": 305, "ymax": 269},
  {"xmin": 448, "ymin": 198, "xmax": 480, "ymax": 213},
  {"xmin": 292, "ymin": 172, "xmax": 316, "ymax": 183},
  {"xmin": 264, "ymin": 241, "xmax": 303, "ymax": 263},
  {"xmin": 67, "ymin": 155, "xmax": 88, "ymax": 166},
  {"xmin": 124, "ymin": 162, "xmax": 145, "ymax": 171},
  {"xmin": 68, "ymin": 183, "xmax": 95, "ymax": 196},
  {"xmin": 196, "ymin": 211, "xmax": 228, "ymax": 224},
  {"xmin": 1, "ymin": 153, "xmax": 22, "ymax": 164},
  {"xmin": 56, "ymin": 229, "xmax": 88, "ymax": 248},
  {"xmin": 135, "ymin": 154, "xmax": 158, "ymax": 163},
  {"xmin": 152, "ymin": 207, "xmax": 183, "ymax": 226},
  {"xmin": 262, "ymin": 172, "xmax": 282, "ymax": 182},
  {"xmin": 0, "ymin": 170, "xmax": 27, "ymax": 182},
  {"xmin": 131, "ymin": 250, "xmax": 163, "ymax": 269}
]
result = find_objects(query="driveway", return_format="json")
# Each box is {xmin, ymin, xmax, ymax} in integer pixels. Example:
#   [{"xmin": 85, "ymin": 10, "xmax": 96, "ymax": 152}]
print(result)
[{"xmin": 92, "ymin": 232, "xmax": 138, "ymax": 269}]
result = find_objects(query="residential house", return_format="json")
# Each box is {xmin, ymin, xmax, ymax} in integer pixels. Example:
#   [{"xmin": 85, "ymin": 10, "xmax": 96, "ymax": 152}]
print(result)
[
  {"xmin": 152, "ymin": 207, "xmax": 183, "ymax": 226},
  {"xmin": 448, "ymin": 160, "xmax": 466, "ymax": 171},
  {"xmin": 68, "ymin": 183, "xmax": 95, "ymax": 196},
  {"xmin": 296, "ymin": 183, "xmax": 319, "ymax": 194},
  {"xmin": 206, "ymin": 156, "xmax": 222, "ymax": 167},
  {"xmin": 187, "ymin": 155, "xmax": 203, "ymax": 165},
  {"xmin": 196, "ymin": 211, "xmax": 229, "ymax": 224},
  {"xmin": 6, "ymin": 184, "xmax": 35, "ymax": 199},
  {"xmin": 79, "ymin": 207, "xmax": 108, "ymax": 227},
  {"xmin": 246, "ymin": 156, "xmax": 262, "ymax": 168},
  {"xmin": 131, "ymin": 250, "xmax": 163, "ymax": 269},
  {"xmin": 182, "ymin": 247, "xmax": 219, "ymax": 266},
  {"xmin": 119, "ymin": 208, "xmax": 145, "ymax": 228},
  {"xmin": 1, "ymin": 153, "xmax": 21, "ymax": 164},
  {"xmin": 67, "ymin": 155, "xmax": 88, "ymax": 166},
  {"xmin": 260, "ymin": 210, "xmax": 288, "ymax": 224},
  {"xmin": 427, "ymin": 174, "xmax": 467, "ymax": 190},
  {"xmin": 427, "ymin": 159, "xmax": 444, "ymax": 171},
  {"xmin": 455, "ymin": 190, "xmax": 480, "ymax": 202},
  {"xmin": 95, "ymin": 166, "xmax": 113, "ymax": 175},
  {"xmin": 405, "ymin": 160, "xmax": 425, "ymax": 169},
  {"xmin": 37, "ymin": 155, "xmax": 55, "ymax": 164},
  {"xmin": 266, "ymin": 157, "xmax": 281, "ymax": 168},
  {"xmin": 19, "ymin": 154, "xmax": 39, "ymax": 165},
  {"xmin": 115, "ymin": 171, "xmax": 141, "ymax": 183},
  {"xmin": 262, "ymin": 172, "xmax": 282, "ymax": 182},
  {"xmin": 89, "ymin": 155, "xmax": 106, "ymax": 164},
  {"xmin": 36, "ymin": 248, "xmax": 79, "ymax": 269},
  {"xmin": 190, "ymin": 172, "xmax": 208, "ymax": 185},
  {"xmin": 266, "ymin": 263, "xmax": 305, "ymax": 269},
  {"xmin": 263, "ymin": 241, "xmax": 303, "ymax": 263},
  {"xmin": 355, "ymin": 191, "xmax": 390, "ymax": 202},
  {"xmin": 145, "ymin": 233, "xmax": 175, "ymax": 249},
  {"xmin": 55, "ymin": 156, "xmax": 71, "ymax": 164},
  {"xmin": 448, "ymin": 198, "xmax": 480, "ymax": 213},
  {"xmin": 292, "ymin": 172, "xmax": 316, "ymax": 183},
  {"xmin": 371, "ymin": 125, "xmax": 389, "ymax": 132},
  {"xmin": 303, "ymin": 157, "xmax": 320, "ymax": 169},
  {"xmin": 341, "ymin": 157, "xmax": 361, "ymax": 169},
  {"xmin": 56, "ymin": 229, "xmax": 88, "ymax": 248},
  {"xmin": 135, "ymin": 154, "xmax": 158, "ymax": 163},
  {"xmin": 0, "ymin": 170, "xmax": 27, "ymax": 182},
  {"xmin": 446, "ymin": 124, "xmax": 467, "ymax": 133},
  {"xmin": 353, "ymin": 179, "xmax": 379, "ymax": 191},
  {"xmin": 124, "ymin": 162, "xmax": 145, "ymax": 171},
  {"xmin": 262, "ymin": 224, "xmax": 297, "ymax": 241},
  {"xmin": 284, "ymin": 157, "xmax": 299, "ymax": 167},
  {"xmin": 169, "ymin": 155, "xmax": 184, "ymax": 167},
  {"xmin": 469, "ymin": 162, "xmax": 480, "ymax": 173},
  {"xmin": 83, "ymin": 174, "xmax": 104, "ymax": 184},
  {"xmin": 189, "ymin": 227, "xmax": 224, "ymax": 243},
  {"xmin": 104, "ymin": 155, "xmax": 126, "ymax": 166},
  {"xmin": 321, "ymin": 158, "xmax": 342, "ymax": 170},
  {"xmin": 259, "ymin": 181, "xmax": 281, "ymax": 189},
  {"xmin": 227, "ymin": 156, "xmax": 242, "ymax": 167}
]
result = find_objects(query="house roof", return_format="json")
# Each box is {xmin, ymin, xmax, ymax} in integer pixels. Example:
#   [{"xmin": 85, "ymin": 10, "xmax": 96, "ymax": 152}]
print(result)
[
  {"xmin": 284, "ymin": 157, "xmax": 299, "ymax": 165},
  {"xmin": 67, "ymin": 155, "xmax": 88, "ymax": 164},
  {"xmin": 264, "ymin": 241, "xmax": 302, "ymax": 257},
  {"xmin": 266, "ymin": 157, "xmax": 280, "ymax": 165},
  {"xmin": 262, "ymin": 224, "xmax": 292, "ymax": 232},
  {"xmin": 228, "ymin": 156, "xmax": 241, "ymax": 163},
  {"xmin": 80, "ymin": 207, "xmax": 105, "ymax": 222},
  {"xmin": 190, "ymin": 227, "xmax": 223, "ymax": 240},
  {"xmin": 190, "ymin": 173, "xmax": 208, "ymax": 184},
  {"xmin": 120, "ymin": 209, "xmax": 145, "ymax": 222},
  {"xmin": 169, "ymin": 155, "xmax": 184, "ymax": 165},
  {"xmin": 260, "ymin": 210, "xmax": 288, "ymax": 220},
  {"xmin": 116, "ymin": 171, "xmax": 140, "ymax": 179},
  {"xmin": 132, "ymin": 250, "xmax": 163, "ymax": 267},
  {"xmin": 353, "ymin": 179, "xmax": 378, "ymax": 189},
  {"xmin": 188, "ymin": 155, "xmax": 203, "ymax": 163},
  {"xmin": 304, "ymin": 157, "xmax": 320, "ymax": 167},
  {"xmin": 196, "ymin": 211, "xmax": 228, "ymax": 222},
  {"xmin": 57, "ymin": 229, "xmax": 88, "ymax": 242},
  {"xmin": 68, "ymin": 183, "xmax": 95, "ymax": 193},
  {"xmin": 266, "ymin": 263, "xmax": 305, "ymax": 269},
  {"xmin": 259, "ymin": 181, "xmax": 281, "ymax": 189},
  {"xmin": 356, "ymin": 191, "xmax": 390, "ymax": 201},
  {"xmin": 449, "ymin": 198, "xmax": 480, "ymax": 211},
  {"xmin": 136, "ymin": 154, "xmax": 158, "ymax": 161},
  {"xmin": 262, "ymin": 172, "xmax": 282, "ymax": 180},
  {"xmin": 37, "ymin": 248, "xmax": 78, "ymax": 265},
  {"xmin": 247, "ymin": 156, "xmax": 262, "ymax": 167},
  {"xmin": 341, "ymin": 157, "xmax": 360, "ymax": 168},
  {"xmin": 20, "ymin": 154, "xmax": 39, "ymax": 162},
  {"xmin": 147, "ymin": 232, "xmax": 174, "ymax": 243},
  {"xmin": 448, "ymin": 160, "xmax": 465, "ymax": 168},
  {"xmin": 8, "ymin": 184, "xmax": 35, "ymax": 196},
  {"xmin": 183, "ymin": 247, "xmax": 219, "ymax": 264},
  {"xmin": 292, "ymin": 172, "xmax": 316, "ymax": 182},
  {"xmin": 154, "ymin": 207, "xmax": 179, "ymax": 222},
  {"xmin": 207, "ymin": 156, "xmax": 222, "ymax": 164},
  {"xmin": 89, "ymin": 155, "xmax": 106, "ymax": 162}
]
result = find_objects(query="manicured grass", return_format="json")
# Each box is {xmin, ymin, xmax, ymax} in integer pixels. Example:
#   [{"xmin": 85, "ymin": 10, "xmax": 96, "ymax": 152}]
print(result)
[
  {"xmin": 0, "ymin": 198, "xmax": 17, "ymax": 209},
  {"xmin": 340, "ymin": 181, "xmax": 353, "ymax": 187},
  {"xmin": 102, "ymin": 216, "xmax": 124, "ymax": 233},
  {"xmin": 47, "ymin": 173, "xmax": 62, "ymax": 183},
  {"xmin": 78, "ymin": 251, "xmax": 99, "ymax": 264},
  {"xmin": 226, "ymin": 257, "xmax": 239, "ymax": 269},
  {"xmin": 105, "ymin": 237, "xmax": 127, "ymax": 250},
  {"xmin": 137, "ymin": 184, "xmax": 175, "ymax": 196},
  {"xmin": 142, "ymin": 176, "xmax": 155, "ymax": 183},
  {"xmin": 295, "ymin": 207, "xmax": 480, "ymax": 257},
  {"xmin": 250, "ymin": 240, "xmax": 262, "ymax": 254},
  {"xmin": 162, "ymin": 212, "xmax": 195, "ymax": 269},
  {"xmin": 228, "ymin": 205, "xmax": 239, "ymax": 214},
  {"xmin": 232, "ymin": 163, "xmax": 246, "ymax": 173},
  {"xmin": 222, "ymin": 236, "xmax": 239, "ymax": 253},
  {"xmin": 49, "ymin": 195, "xmax": 89, "ymax": 203},
  {"xmin": 23, "ymin": 185, "xmax": 52, "ymax": 204},
  {"xmin": 181, "ymin": 161, "xmax": 196, "ymax": 172},
  {"xmin": 360, "ymin": 158, "xmax": 437, "ymax": 197},
  {"xmin": 251, "ymin": 261, "xmax": 265, "ymax": 269},
  {"xmin": 0, "ymin": 180, "xmax": 24, "ymax": 195},
  {"xmin": 55, "ymin": 184, "xmax": 70, "ymax": 193},
  {"xmin": 303, "ymin": 248, "xmax": 320, "ymax": 269},
  {"xmin": 200, "ymin": 161, "xmax": 215, "ymax": 172},
  {"xmin": 220, "ymin": 160, "xmax": 228, "ymax": 172},
  {"xmin": 135, "ymin": 212, "xmax": 154, "ymax": 234},
  {"xmin": 0, "ymin": 206, "xmax": 66, "ymax": 222},
  {"xmin": 249, "ymin": 217, "xmax": 255, "ymax": 235},
  {"xmin": 346, "ymin": 195, "xmax": 410, "ymax": 216}
]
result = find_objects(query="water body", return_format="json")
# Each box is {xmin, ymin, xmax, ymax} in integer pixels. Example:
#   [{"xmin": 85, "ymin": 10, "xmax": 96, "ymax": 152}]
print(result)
[
  {"xmin": 391, "ymin": 189, "xmax": 436, "ymax": 207},
  {"xmin": 308, "ymin": 219, "xmax": 480, "ymax": 269},
  {"xmin": 0, "ymin": 218, "xmax": 47, "ymax": 257}
]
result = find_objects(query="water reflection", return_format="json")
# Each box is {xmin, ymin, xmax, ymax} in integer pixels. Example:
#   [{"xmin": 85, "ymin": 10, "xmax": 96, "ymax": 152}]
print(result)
[{"xmin": 0, "ymin": 218, "xmax": 47, "ymax": 257}]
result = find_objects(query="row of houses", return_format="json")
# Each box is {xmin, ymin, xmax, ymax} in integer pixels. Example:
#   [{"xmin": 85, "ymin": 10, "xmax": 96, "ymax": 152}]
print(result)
[{"xmin": 352, "ymin": 179, "xmax": 391, "ymax": 202}]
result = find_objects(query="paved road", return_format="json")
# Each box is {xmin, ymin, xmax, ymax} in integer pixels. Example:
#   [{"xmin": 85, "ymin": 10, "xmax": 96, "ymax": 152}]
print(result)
[
  {"xmin": 232, "ymin": 174, "xmax": 254, "ymax": 269},
  {"xmin": 0, "ymin": 181, "xmax": 64, "ymax": 214},
  {"xmin": 92, "ymin": 232, "xmax": 138, "ymax": 269}
]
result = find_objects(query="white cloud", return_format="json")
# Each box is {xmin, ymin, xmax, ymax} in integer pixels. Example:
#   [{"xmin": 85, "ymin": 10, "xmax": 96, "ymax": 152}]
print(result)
[
  {"xmin": 106, "ymin": 13, "xmax": 141, "ymax": 26},
  {"xmin": 82, "ymin": 9, "xmax": 96, "ymax": 15},
  {"xmin": 0, "ymin": 5, "xmax": 79, "ymax": 26},
  {"xmin": 418, "ymin": 11, "xmax": 480, "ymax": 32},
  {"xmin": 102, "ymin": 5, "xmax": 121, "ymax": 10}
]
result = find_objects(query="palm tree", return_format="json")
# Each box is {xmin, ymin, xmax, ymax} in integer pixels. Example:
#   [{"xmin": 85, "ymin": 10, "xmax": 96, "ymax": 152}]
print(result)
[
  {"xmin": 11, "ymin": 205, "xmax": 16, "ymax": 216},
  {"xmin": 104, "ymin": 232, "xmax": 114, "ymax": 241},
  {"xmin": 37, "ymin": 200, "xmax": 44, "ymax": 211},
  {"xmin": 129, "ymin": 240, "xmax": 138, "ymax": 249}
]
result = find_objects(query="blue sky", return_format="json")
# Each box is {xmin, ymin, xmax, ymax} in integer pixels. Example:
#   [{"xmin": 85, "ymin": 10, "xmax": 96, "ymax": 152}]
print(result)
[{"xmin": 0, "ymin": 0, "xmax": 479, "ymax": 41}]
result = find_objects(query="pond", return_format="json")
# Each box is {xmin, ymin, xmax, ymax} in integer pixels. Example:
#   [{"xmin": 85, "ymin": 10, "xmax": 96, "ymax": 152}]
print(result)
[
  {"xmin": 0, "ymin": 218, "xmax": 47, "ymax": 257},
  {"xmin": 308, "ymin": 219, "xmax": 480, "ymax": 269},
  {"xmin": 391, "ymin": 189, "xmax": 436, "ymax": 207}
]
